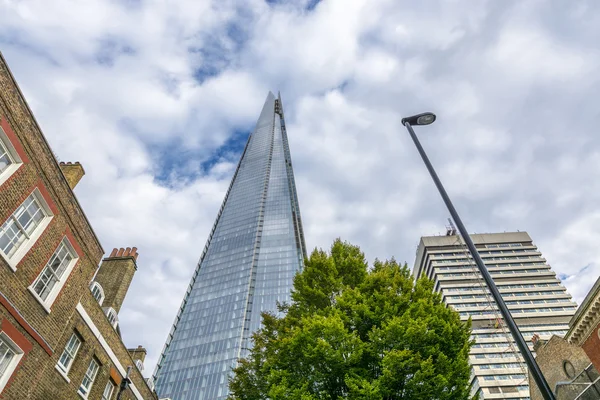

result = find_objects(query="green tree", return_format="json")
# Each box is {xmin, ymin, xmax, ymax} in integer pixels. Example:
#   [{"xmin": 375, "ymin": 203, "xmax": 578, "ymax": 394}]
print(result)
[{"xmin": 228, "ymin": 239, "xmax": 473, "ymax": 400}]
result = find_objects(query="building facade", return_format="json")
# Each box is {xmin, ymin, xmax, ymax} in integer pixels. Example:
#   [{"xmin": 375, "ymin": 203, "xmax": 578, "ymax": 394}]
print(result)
[
  {"xmin": 528, "ymin": 335, "xmax": 600, "ymax": 400},
  {"xmin": 413, "ymin": 231, "xmax": 577, "ymax": 399},
  {"xmin": 0, "ymin": 52, "xmax": 157, "ymax": 399},
  {"xmin": 528, "ymin": 275, "xmax": 600, "ymax": 399},
  {"xmin": 566, "ymin": 276, "xmax": 600, "ymax": 373},
  {"xmin": 153, "ymin": 92, "xmax": 306, "ymax": 400}
]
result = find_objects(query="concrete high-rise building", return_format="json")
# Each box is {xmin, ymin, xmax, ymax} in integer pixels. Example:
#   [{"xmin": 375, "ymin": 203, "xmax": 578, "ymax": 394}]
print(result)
[
  {"xmin": 153, "ymin": 93, "xmax": 306, "ymax": 400},
  {"xmin": 413, "ymin": 230, "xmax": 577, "ymax": 399}
]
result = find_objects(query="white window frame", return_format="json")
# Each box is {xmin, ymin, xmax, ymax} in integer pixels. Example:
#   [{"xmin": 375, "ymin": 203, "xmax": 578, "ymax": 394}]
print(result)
[
  {"xmin": 135, "ymin": 359, "xmax": 144, "ymax": 372},
  {"xmin": 90, "ymin": 282, "xmax": 105, "ymax": 306},
  {"xmin": 0, "ymin": 124, "xmax": 23, "ymax": 188},
  {"xmin": 0, "ymin": 331, "xmax": 24, "ymax": 393},
  {"xmin": 102, "ymin": 380, "xmax": 115, "ymax": 400},
  {"xmin": 56, "ymin": 332, "xmax": 81, "ymax": 379},
  {"xmin": 104, "ymin": 307, "xmax": 118, "ymax": 329},
  {"xmin": 78, "ymin": 358, "xmax": 99, "ymax": 398},
  {"xmin": 0, "ymin": 188, "xmax": 53, "ymax": 270},
  {"xmin": 28, "ymin": 237, "xmax": 78, "ymax": 312}
]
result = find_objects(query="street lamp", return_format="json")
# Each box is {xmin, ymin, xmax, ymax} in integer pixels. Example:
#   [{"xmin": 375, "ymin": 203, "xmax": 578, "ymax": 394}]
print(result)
[
  {"xmin": 402, "ymin": 113, "xmax": 556, "ymax": 400},
  {"xmin": 116, "ymin": 366, "xmax": 132, "ymax": 400}
]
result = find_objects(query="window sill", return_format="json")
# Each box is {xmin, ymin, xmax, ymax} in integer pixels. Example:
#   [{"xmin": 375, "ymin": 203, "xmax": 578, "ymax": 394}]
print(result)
[
  {"xmin": 77, "ymin": 390, "xmax": 89, "ymax": 399},
  {"xmin": 0, "ymin": 162, "xmax": 22, "ymax": 189},
  {"xmin": 54, "ymin": 364, "xmax": 70, "ymax": 383},
  {"xmin": 27, "ymin": 286, "xmax": 52, "ymax": 314}
]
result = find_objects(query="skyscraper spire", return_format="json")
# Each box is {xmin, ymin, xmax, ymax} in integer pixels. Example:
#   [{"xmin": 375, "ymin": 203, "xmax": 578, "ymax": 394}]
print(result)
[{"xmin": 154, "ymin": 92, "xmax": 306, "ymax": 400}]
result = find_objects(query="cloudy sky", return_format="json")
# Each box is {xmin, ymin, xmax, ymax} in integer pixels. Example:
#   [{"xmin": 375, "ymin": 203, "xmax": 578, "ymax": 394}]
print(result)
[{"xmin": 2, "ymin": 0, "xmax": 600, "ymax": 376}]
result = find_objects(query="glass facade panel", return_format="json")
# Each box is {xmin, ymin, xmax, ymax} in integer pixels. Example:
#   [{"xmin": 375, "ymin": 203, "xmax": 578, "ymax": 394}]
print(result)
[{"xmin": 154, "ymin": 93, "xmax": 306, "ymax": 400}]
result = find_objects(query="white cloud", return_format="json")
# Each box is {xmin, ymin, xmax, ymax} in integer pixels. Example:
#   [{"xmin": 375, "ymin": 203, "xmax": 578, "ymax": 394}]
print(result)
[{"xmin": 2, "ymin": 0, "xmax": 600, "ymax": 378}]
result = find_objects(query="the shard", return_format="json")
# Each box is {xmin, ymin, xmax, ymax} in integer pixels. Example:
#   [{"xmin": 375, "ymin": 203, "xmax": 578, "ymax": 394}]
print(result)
[{"xmin": 153, "ymin": 92, "xmax": 307, "ymax": 400}]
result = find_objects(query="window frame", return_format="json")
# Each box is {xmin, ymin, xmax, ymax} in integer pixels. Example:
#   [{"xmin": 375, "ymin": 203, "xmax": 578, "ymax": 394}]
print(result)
[
  {"xmin": 0, "ymin": 331, "xmax": 24, "ymax": 393},
  {"xmin": 0, "ymin": 124, "xmax": 23, "ymax": 188},
  {"xmin": 0, "ymin": 188, "xmax": 53, "ymax": 270},
  {"xmin": 56, "ymin": 332, "xmax": 82, "ymax": 376},
  {"xmin": 135, "ymin": 359, "xmax": 144, "ymax": 372},
  {"xmin": 78, "ymin": 358, "xmax": 100, "ymax": 398},
  {"xmin": 90, "ymin": 282, "xmax": 105, "ymax": 306},
  {"xmin": 104, "ymin": 307, "xmax": 118, "ymax": 329},
  {"xmin": 29, "ymin": 237, "xmax": 79, "ymax": 312},
  {"xmin": 101, "ymin": 380, "xmax": 115, "ymax": 400}
]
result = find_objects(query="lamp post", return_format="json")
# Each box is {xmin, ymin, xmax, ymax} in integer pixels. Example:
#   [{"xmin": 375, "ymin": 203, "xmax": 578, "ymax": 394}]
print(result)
[
  {"xmin": 401, "ymin": 112, "xmax": 555, "ymax": 400},
  {"xmin": 116, "ymin": 366, "xmax": 132, "ymax": 400}
]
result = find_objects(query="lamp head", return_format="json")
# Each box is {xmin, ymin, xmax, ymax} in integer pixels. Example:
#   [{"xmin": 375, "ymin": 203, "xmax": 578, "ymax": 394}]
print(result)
[{"xmin": 402, "ymin": 112, "xmax": 436, "ymax": 126}]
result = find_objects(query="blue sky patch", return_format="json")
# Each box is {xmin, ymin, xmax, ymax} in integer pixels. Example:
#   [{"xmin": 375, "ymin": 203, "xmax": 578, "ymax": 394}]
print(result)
[{"xmin": 152, "ymin": 129, "xmax": 251, "ymax": 187}]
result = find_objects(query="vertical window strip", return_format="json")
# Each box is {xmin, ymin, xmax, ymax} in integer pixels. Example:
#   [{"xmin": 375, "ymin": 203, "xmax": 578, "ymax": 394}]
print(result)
[
  {"xmin": 0, "ymin": 193, "xmax": 46, "ymax": 257},
  {"xmin": 106, "ymin": 308, "xmax": 117, "ymax": 327},
  {"xmin": 0, "ymin": 139, "xmax": 13, "ymax": 175},
  {"xmin": 33, "ymin": 240, "xmax": 74, "ymax": 301},
  {"xmin": 0, "ymin": 339, "xmax": 16, "ymax": 377},
  {"xmin": 102, "ymin": 381, "xmax": 115, "ymax": 400},
  {"xmin": 57, "ymin": 333, "xmax": 81, "ymax": 373},
  {"xmin": 79, "ymin": 359, "xmax": 99, "ymax": 396},
  {"xmin": 91, "ymin": 283, "xmax": 104, "ymax": 305}
]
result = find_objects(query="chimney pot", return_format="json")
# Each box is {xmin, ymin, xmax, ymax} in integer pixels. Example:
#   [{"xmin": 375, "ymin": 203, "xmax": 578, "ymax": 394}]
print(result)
[
  {"xmin": 131, "ymin": 247, "xmax": 138, "ymax": 260},
  {"xmin": 117, "ymin": 248, "xmax": 125, "ymax": 257},
  {"xmin": 110, "ymin": 248, "xmax": 118, "ymax": 257}
]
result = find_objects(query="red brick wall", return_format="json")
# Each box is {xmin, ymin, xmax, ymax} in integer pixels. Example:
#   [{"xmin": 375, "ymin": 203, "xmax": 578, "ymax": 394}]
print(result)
[
  {"xmin": 0, "ymin": 52, "xmax": 157, "ymax": 399},
  {"xmin": 582, "ymin": 324, "xmax": 600, "ymax": 372}
]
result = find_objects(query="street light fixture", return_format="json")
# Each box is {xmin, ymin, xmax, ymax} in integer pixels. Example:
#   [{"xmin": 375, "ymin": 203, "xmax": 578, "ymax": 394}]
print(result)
[
  {"xmin": 401, "ymin": 112, "xmax": 436, "ymax": 126},
  {"xmin": 402, "ymin": 113, "xmax": 556, "ymax": 400}
]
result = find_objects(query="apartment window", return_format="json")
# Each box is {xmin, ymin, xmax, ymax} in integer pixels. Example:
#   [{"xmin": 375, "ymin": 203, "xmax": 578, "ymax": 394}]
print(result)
[
  {"xmin": 102, "ymin": 380, "xmax": 115, "ymax": 400},
  {"xmin": 135, "ymin": 359, "xmax": 144, "ymax": 371},
  {"xmin": 78, "ymin": 358, "xmax": 99, "ymax": 397},
  {"xmin": 90, "ymin": 282, "xmax": 104, "ymax": 305},
  {"xmin": 0, "ymin": 189, "xmax": 53, "ymax": 269},
  {"xmin": 104, "ymin": 307, "xmax": 118, "ymax": 328},
  {"xmin": 57, "ymin": 333, "xmax": 81, "ymax": 374},
  {"xmin": 30, "ymin": 237, "xmax": 78, "ymax": 310},
  {"xmin": 0, "ymin": 124, "xmax": 23, "ymax": 187},
  {"xmin": 0, "ymin": 332, "xmax": 24, "ymax": 393},
  {"xmin": 0, "ymin": 135, "xmax": 14, "ymax": 175}
]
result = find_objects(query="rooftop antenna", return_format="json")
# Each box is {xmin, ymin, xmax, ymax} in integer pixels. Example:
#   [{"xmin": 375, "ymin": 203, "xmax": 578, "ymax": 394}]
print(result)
[{"xmin": 445, "ymin": 218, "xmax": 457, "ymax": 236}]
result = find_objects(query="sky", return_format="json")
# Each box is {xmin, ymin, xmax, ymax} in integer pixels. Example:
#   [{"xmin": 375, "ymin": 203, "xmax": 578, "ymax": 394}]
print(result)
[{"xmin": 2, "ymin": 0, "xmax": 600, "ymax": 377}]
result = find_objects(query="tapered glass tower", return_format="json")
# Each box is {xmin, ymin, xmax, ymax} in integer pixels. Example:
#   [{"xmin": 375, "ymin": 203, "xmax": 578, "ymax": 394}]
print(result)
[{"xmin": 153, "ymin": 93, "xmax": 306, "ymax": 400}]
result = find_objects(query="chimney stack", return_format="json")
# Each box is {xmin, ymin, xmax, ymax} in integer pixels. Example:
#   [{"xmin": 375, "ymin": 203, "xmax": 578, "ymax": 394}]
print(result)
[
  {"xmin": 92, "ymin": 247, "xmax": 139, "ymax": 314},
  {"xmin": 59, "ymin": 161, "xmax": 85, "ymax": 189},
  {"xmin": 532, "ymin": 334, "xmax": 546, "ymax": 352},
  {"xmin": 128, "ymin": 345, "xmax": 147, "ymax": 364}
]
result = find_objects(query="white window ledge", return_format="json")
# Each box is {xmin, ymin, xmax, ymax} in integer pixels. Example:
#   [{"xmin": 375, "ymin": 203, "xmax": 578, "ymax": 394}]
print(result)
[
  {"xmin": 77, "ymin": 390, "xmax": 88, "ymax": 399},
  {"xmin": 27, "ymin": 286, "xmax": 51, "ymax": 314},
  {"xmin": 54, "ymin": 364, "xmax": 70, "ymax": 383},
  {"xmin": 0, "ymin": 163, "xmax": 22, "ymax": 188}
]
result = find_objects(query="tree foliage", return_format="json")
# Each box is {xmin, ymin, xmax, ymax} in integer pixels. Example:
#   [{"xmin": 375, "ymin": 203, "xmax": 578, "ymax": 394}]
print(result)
[{"xmin": 228, "ymin": 239, "xmax": 473, "ymax": 400}]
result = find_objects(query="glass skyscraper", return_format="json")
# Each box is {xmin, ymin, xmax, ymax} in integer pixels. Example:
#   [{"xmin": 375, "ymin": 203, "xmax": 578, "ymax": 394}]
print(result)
[{"xmin": 153, "ymin": 92, "xmax": 307, "ymax": 400}]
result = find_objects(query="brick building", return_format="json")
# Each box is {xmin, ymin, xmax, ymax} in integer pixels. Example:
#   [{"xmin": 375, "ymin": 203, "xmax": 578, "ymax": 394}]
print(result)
[
  {"xmin": 567, "ymin": 276, "xmax": 600, "ymax": 372},
  {"xmin": 0, "ymin": 52, "xmax": 158, "ymax": 399},
  {"xmin": 528, "ymin": 277, "xmax": 600, "ymax": 399}
]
